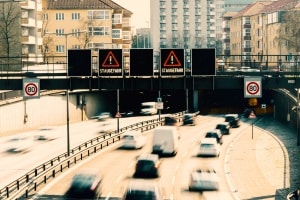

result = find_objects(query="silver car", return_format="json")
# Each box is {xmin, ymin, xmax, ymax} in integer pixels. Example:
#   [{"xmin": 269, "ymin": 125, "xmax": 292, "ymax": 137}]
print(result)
[{"xmin": 189, "ymin": 168, "xmax": 220, "ymax": 191}]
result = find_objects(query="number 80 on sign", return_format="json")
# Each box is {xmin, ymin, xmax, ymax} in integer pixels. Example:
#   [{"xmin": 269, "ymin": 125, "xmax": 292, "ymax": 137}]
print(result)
[
  {"xmin": 244, "ymin": 77, "xmax": 262, "ymax": 98},
  {"xmin": 23, "ymin": 78, "xmax": 40, "ymax": 99}
]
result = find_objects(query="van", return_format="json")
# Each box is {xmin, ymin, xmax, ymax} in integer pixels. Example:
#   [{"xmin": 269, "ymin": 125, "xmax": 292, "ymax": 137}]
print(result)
[
  {"xmin": 140, "ymin": 102, "xmax": 158, "ymax": 115},
  {"xmin": 152, "ymin": 126, "xmax": 179, "ymax": 156}
]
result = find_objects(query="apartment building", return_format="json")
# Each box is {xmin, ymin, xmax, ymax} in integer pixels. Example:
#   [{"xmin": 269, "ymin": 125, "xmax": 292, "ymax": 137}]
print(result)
[
  {"xmin": 228, "ymin": 0, "xmax": 299, "ymax": 69},
  {"xmin": 150, "ymin": 0, "xmax": 224, "ymax": 55},
  {"xmin": 20, "ymin": 0, "xmax": 43, "ymax": 65},
  {"xmin": 41, "ymin": 0, "xmax": 132, "ymax": 66}
]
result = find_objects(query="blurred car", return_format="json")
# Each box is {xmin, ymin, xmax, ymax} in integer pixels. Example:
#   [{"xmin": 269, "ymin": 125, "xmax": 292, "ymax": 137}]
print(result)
[
  {"xmin": 133, "ymin": 154, "xmax": 161, "ymax": 178},
  {"xmin": 198, "ymin": 138, "xmax": 221, "ymax": 157},
  {"xmin": 98, "ymin": 122, "xmax": 114, "ymax": 134},
  {"xmin": 122, "ymin": 180, "xmax": 163, "ymax": 200},
  {"xmin": 215, "ymin": 122, "xmax": 231, "ymax": 135},
  {"xmin": 90, "ymin": 112, "xmax": 112, "ymax": 121},
  {"xmin": 64, "ymin": 170, "xmax": 102, "ymax": 199},
  {"xmin": 122, "ymin": 130, "xmax": 146, "ymax": 149},
  {"xmin": 204, "ymin": 129, "xmax": 223, "ymax": 144},
  {"xmin": 287, "ymin": 189, "xmax": 300, "ymax": 200},
  {"xmin": 6, "ymin": 137, "xmax": 33, "ymax": 153},
  {"xmin": 188, "ymin": 168, "xmax": 220, "ymax": 191},
  {"xmin": 183, "ymin": 113, "xmax": 196, "ymax": 125},
  {"xmin": 164, "ymin": 115, "xmax": 178, "ymax": 126},
  {"xmin": 120, "ymin": 110, "xmax": 134, "ymax": 117},
  {"xmin": 225, "ymin": 114, "xmax": 240, "ymax": 128}
]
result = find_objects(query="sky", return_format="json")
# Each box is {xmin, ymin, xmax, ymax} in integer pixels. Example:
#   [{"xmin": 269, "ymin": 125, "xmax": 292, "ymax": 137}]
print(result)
[{"xmin": 112, "ymin": 0, "xmax": 150, "ymax": 29}]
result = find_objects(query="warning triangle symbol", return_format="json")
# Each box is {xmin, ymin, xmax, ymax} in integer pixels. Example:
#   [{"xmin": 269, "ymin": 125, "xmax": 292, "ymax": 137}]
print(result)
[
  {"xmin": 102, "ymin": 51, "xmax": 120, "ymax": 68},
  {"xmin": 163, "ymin": 50, "xmax": 182, "ymax": 67}
]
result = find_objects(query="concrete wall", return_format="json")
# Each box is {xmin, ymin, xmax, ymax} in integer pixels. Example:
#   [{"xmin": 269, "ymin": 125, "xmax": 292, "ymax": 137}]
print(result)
[{"xmin": 0, "ymin": 90, "xmax": 118, "ymax": 135}]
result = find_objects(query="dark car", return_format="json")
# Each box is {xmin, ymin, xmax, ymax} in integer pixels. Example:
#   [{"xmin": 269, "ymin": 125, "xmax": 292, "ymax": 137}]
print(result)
[
  {"xmin": 134, "ymin": 154, "xmax": 161, "ymax": 178},
  {"xmin": 183, "ymin": 113, "xmax": 196, "ymax": 125},
  {"xmin": 120, "ymin": 110, "xmax": 134, "ymax": 117},
  {"xmin": 225, "ymin": 114, "xmax": 240, "ymax": 128},
  {"xmin": 64, "ymin": 171, "xmax": 102, "ymax": 199},
  {"xmin": 215, "ymin": 122, "xmax": 231, "ymax": 135},
  {"xmin": 164, "ymin": 116, "xmax": 178, "ymax": 126},
  {"xmin": 204, "ymin": 129, "xmax": 223, "ymax": 144},
  {"xmin": 287, "ymin": 189, "xmax": 300, "ymax": 200}
]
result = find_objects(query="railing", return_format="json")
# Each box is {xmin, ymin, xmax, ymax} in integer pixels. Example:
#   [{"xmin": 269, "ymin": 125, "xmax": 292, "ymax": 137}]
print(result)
[{"xmin": 0, "ymin": 112, "xmax": 185, "ymax": 200}]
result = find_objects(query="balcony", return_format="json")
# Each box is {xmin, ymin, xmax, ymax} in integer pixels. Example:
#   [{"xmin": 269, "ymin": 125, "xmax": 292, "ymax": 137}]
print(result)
[
  {"xmin": 243, "ymin": 35, "xmax": 251, "ymax": 40},
  {"xmin": 20, "ymin": 0, "xmax": 36, "ymax": 10},
  {"xmin": 21, "ymin": 18, "xmax": 36, "ymax": 27},
  {"xmin": 22, "ymin": 35, "xmax": 36, "ymax": 44},
  {"xmin": 223, "ymin": 27, "xmax": 230, "ymax": 32},
  {"xmin": 243, "ymin": 47, "xmax": 251, "ymax": 52},
  {"xmin": 223, "ymin": 38, "xmax": 230, "ymax": 43},
  {"xmin": 243, "ymin": 23, "xmax": 251, "ymax": 28}
]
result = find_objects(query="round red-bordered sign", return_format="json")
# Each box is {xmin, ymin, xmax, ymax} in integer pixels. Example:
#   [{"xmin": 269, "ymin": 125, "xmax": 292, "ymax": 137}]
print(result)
[
  {"xmin": 246, "ymin": 81, "xmax": 260, "ymax": 95},
  {"xmin": 25, "ymin": 83, "xmax": 38, "ymax": 96}
]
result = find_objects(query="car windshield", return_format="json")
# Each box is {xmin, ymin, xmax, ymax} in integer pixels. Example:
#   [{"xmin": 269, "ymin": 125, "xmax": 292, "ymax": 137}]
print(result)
[
  {"xmin": 200, "ymin": 144, "xmax": 214, "ymax": 148},
  {"xmin": 225, "ymin": 116, "xmax": 234, "ymax": 122},
  {"xmin": 216, "ymin": 125, "xmax": 224, "ymax": 129},
  {"xmin": 124, "ymin": 190, "xmax": 156, "ymax": 200}
]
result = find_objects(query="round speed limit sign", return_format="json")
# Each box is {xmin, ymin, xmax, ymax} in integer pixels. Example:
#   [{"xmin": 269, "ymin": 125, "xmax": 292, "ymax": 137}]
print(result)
[
  {"xmin": 244, "ymin": 77, "xmax": 262, "ymax": 98},
  {"xmin": 246, "ymin": 82, "xmax": 259, "ymax": 95},
  {"xmin": 23, "ymin": 78, "xmax": 40, "ymax": 99}
]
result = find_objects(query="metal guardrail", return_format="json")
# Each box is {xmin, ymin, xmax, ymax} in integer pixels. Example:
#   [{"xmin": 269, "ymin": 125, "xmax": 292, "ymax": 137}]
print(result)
[{"xmin": 0, "ymin": 112, "xmax": 185, "ymax": 200}]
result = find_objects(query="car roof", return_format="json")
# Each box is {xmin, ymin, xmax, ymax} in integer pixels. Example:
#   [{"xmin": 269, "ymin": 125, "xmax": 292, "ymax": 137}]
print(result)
[
  {"xmin": 216, "ymin": 122, "xmax": 230, "ymax": 126},
  {"xmin": 206, "ymin": 129, "xmax": 222, "ymax": 135},
  {"xmin": 137, "ymin": 154, "xmax": 159, "ymax": 161},
  {"xmin": 200, "ymin": 138, "xmax": 218, "ymax": 144},
  {"xmin": 126, "ymin": 180, "xmax": 159, "ymax": 191},
  {"xmin": 225, "ymin": 114, "xmax": 238, "ymax": 118}
]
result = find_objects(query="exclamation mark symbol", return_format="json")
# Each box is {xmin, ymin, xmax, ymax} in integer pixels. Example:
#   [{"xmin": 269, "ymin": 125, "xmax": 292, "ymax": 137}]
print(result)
[
  {"xmin": 171, "ymin": 55, "xmax": 174, "ymax": 64},
  {"xmin": 109, "ymin": 56, "xmax": 112, "ymax": 64}
]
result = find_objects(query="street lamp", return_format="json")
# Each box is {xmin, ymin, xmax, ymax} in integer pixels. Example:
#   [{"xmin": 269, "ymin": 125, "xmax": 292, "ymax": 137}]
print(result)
[{"xmin": 45, "ymin": 30, "xmax": 86, "ymax": 156}]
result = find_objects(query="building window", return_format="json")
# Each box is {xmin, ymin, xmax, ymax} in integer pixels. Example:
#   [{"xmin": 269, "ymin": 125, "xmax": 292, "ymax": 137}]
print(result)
[
  {"xmin": 56, "ymin": 29, "xmax": 65, "ymax": 36},
  {"xmin": 123, "ymin": 18, "xmax": 130, "ymax": 27},
  {"xmin": 72, "ymin": 44, "xmax": 81, "ymax": 49},
  {"xmin": 123, "ymin": 31, "xmax": 130, "ymax": 40},
  {"xmin": 72, "ymin": 13, "xmax": 80, "ymax": 20},
  {"xmin": 88, "ymin": 10, "xmax": 110, "ymax": 20},
  {"xmin": 43, "ymin": 13, "xmax": 48, "ymax": 20},
  {"xmin": 112, "ymin": 29, "xmax": 121, "ymax": 39},
  {"xmin": 89, "ymin": 26, "xmax": 110, "ymax": 36},
  {"xmin": 56, "ymin": 45, "xmax": 64, "ymax": 53},
  {"xmin": 56, "ymin": 13, "xmax": 64, "ymax": 20},
  {"xmin": 113, "ymin": 14, "xmax": 122, "ymax": 24}
]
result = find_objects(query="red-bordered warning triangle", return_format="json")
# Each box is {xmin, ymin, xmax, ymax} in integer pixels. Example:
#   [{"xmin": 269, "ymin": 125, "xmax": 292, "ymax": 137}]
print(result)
[
  {"xmin": 163, "ymin": 50, "xmax": 182, "ymax": 67},
  {"xmin": 102, "ymin": 51, "xmax": 120, "ymax": 68}
]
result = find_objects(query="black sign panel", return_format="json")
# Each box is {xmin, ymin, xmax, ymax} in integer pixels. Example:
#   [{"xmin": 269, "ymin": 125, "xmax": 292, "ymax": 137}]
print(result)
[
  {"xmin": 68, "ymin": 49, "xmax": 92, "ymax": 77},
  {"xmin": 160, "ymin": 49, "xmax": 184, "ymax": 76},
  {"xmin": 99, "ymin": 49, "xmax": 123, "ymax": 76},
  {"xmin": 191, "ymin": 48, "xmax": 216, "ymax": 76},
  {"xmin": 130, "ymin": 49, "xmax": 153, "ymax": 76}
]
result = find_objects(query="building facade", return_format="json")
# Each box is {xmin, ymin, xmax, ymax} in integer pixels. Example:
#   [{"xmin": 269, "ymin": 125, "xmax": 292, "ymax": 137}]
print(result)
[
  {"xmin": 41, "ymin": 0, "xmax": 132, "ymax": 68},
  {"xmin": 150, "ymin": 0, "xmax": 225, "ymax": 55}
]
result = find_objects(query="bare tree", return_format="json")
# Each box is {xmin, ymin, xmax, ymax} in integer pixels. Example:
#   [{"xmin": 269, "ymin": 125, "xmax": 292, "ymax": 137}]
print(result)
[
  {"xmin": 0, "ymin": 2, "xmax": 21, "ymax": 58},
  {"xmin": 278, "ymin": 10, "xmax": 300, "ymax": 53}
]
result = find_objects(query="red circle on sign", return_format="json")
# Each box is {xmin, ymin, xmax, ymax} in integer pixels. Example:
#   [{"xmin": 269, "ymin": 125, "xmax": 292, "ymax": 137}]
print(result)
[
  {"xmin": 25, "ymin": 83, "xmax": 38, "ymax": 96},
  {"xmin": 246, "ymin": 82, "xmax": 259, "ymax": 95}
]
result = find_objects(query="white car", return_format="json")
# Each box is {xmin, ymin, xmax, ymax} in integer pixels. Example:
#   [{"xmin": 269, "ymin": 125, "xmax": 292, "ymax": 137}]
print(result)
[
  {"xmin": 198, "ymin": 138, "xmax": 220, "ymax": 157},
  {"xmin": 189, "ymin": 168, "xmax": 220, "ymax": 191},
  {"xmin": 122, "ymin": 130, "xmax": 146, "ymax": 149}
]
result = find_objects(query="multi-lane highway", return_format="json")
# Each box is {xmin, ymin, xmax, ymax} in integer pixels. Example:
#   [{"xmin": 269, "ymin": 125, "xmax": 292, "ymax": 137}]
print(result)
[
  {"xmin": 0, "ymin": 115, "xmax": 160, "ymax": 190},
  {"xmin": 26, "ymin": 114, "xmax": 252, "ymax": 200}
]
